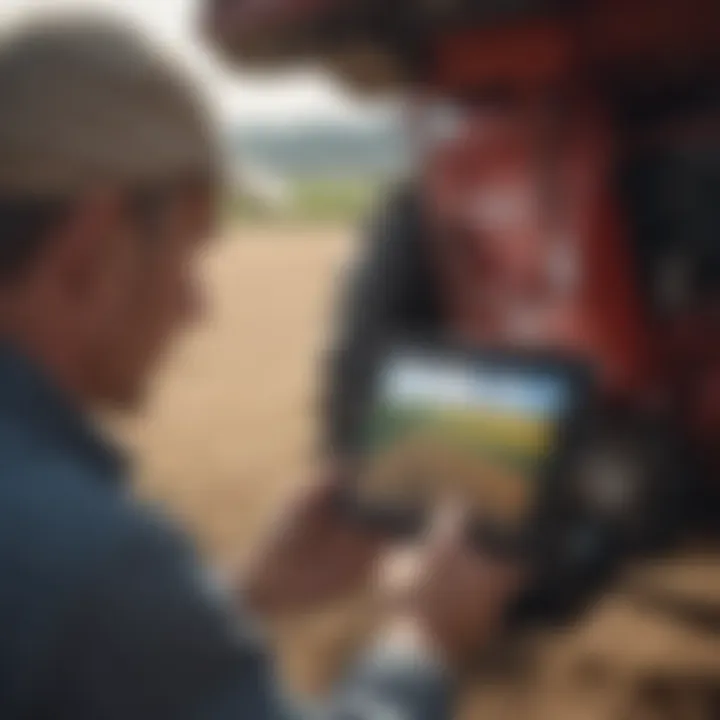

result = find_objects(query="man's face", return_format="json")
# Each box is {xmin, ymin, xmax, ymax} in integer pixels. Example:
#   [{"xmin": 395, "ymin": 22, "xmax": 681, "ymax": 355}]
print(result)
[{"xmin": 78, "ymin": 184, "xmax": 217, "ymax": 410}]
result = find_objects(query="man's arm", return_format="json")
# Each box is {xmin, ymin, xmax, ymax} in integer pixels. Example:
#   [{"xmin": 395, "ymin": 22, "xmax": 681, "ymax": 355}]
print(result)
[{"xmin": 35, "ymin": 513, "xmax": 453, "ymax": 720}]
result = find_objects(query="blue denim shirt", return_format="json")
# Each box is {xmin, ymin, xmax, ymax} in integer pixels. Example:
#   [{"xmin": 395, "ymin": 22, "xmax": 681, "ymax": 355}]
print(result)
[{"xmin": 0, "ymin": 347, "xmax": 452, "ymax": 720}]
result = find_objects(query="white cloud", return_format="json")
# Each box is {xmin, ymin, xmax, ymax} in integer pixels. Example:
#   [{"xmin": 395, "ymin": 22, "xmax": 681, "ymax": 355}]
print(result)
[{"xmin": 0, "ymin": 0, "xmax": 394, "ymax": 127}]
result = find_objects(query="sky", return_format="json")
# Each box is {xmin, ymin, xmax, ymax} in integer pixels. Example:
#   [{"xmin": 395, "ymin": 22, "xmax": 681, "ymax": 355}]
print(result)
[{"xmin": 0, "ymin": 0, "xmax": 393, "ymax": 128}]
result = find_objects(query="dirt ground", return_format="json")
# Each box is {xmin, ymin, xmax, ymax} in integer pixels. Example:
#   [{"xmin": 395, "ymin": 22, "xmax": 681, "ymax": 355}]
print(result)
[{"xmin": 132, "ymin": 225, "xmax": 351, "ymax": 560}]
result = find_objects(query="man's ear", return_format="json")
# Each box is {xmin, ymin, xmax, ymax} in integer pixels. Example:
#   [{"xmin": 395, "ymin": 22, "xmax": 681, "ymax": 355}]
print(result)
[{"xmin": 46, "ymin": 189, "xmax": 127, "ymax": 304}]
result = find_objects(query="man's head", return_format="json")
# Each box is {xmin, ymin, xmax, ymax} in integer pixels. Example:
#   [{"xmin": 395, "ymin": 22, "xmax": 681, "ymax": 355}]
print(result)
[{"xmin": 0, "ymin": 14, "xmax": 219, "ymax": 410}]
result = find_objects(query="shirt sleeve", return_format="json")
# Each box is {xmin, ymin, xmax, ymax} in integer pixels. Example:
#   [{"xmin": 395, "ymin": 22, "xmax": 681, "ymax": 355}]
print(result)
[
  {"xmin": 329, "ymin": 638, "xmax": 454, "ymax": 720},
  {"xmin": 36, "ymin": 513, "xmax": 453, "ymax": 720}
]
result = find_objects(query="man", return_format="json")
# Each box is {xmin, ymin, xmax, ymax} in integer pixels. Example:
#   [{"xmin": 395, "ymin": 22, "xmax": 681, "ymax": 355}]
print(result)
[{"xmin": 0, "ymin": 14, "xmax": 520, "ymax": 720}]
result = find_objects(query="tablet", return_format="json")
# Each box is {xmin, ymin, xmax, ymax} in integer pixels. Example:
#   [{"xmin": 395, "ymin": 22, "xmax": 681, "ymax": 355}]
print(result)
[{"xmin": 351, "ymin": 343, "xmax": 591, "ymax": 552}]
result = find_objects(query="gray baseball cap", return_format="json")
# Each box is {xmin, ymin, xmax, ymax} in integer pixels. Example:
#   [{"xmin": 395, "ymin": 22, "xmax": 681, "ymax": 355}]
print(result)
[{"xmin": 0, "ymin": 13, "xmax": 219, "ymax": 197}]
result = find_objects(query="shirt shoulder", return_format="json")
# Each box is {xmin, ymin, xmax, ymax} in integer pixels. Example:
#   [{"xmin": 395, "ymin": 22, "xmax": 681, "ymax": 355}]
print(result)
[
  {"xmin": 0, "ymin": 420, "xmax": 142, "ymax": 578},
  {"xmin": 25, "ymin": 482, "xmax": 270, "ymax": 719},
  {"xmin": 0, "ymin": 414, "xmax": 196, "ymax": 693}
]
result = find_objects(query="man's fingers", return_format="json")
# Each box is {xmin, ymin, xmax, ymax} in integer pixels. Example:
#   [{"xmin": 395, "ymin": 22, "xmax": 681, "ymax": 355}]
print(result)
[
  {"xmin": 423, "ymin": 501, "xmax": 527, "ymax": 605},
  {"xmin": 480, "ymin": 555, "xmax": 525, "ymax": 596},
  {"xmin": 428, "ymin": 499, "xmax": 469, "ymax": 546}
]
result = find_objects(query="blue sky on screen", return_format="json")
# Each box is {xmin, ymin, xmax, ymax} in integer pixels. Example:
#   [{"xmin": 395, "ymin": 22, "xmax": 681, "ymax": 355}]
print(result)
[{"xmin": 382, "ymin": 354, "xmax": 572, "ymax": 417}]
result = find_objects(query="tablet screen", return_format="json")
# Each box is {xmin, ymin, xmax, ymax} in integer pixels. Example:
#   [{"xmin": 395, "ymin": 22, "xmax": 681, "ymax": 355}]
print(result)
[{"xmin": 356, "ymin": 347, "xmax": 582, "ymax": 532}]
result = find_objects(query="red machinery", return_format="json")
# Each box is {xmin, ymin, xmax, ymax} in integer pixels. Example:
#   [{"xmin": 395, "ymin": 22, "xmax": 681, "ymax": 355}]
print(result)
[{"xmin": 205, "ymin": 0, "xmax": 719, "ymax": 486}]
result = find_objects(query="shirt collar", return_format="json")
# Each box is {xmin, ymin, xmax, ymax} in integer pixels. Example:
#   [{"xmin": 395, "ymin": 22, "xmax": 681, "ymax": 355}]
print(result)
[{"xmin": 0, "ymin": 344, "xmax": 129, "ymax": 485}]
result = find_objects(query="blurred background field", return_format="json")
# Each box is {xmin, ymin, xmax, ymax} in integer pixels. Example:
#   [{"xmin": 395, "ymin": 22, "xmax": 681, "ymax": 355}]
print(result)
[
  {"xmin": 227, "ymin": 176, "xmax": 379, "ymax": 225},
  {"xmin": 224, "ymin": 115, "xmax": 407, "ymax": 225}
]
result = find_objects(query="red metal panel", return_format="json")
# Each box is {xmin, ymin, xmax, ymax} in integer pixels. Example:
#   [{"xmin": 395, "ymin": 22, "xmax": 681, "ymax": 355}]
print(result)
[{"xmin": 421, "ymin": 92, "xmax": 657, "ymax": 400}]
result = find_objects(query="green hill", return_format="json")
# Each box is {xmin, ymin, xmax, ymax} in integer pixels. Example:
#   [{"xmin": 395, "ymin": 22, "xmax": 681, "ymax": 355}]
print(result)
[{"xmin": 228, "ymin": 118, "xmax": 409, "ymax": 180}]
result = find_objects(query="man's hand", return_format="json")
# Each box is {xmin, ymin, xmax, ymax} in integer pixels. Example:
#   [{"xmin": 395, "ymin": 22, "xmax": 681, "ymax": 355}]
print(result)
[
  {"xmin": 387, "ymin": 504, "xmax": 524, "ymax": 672},
  {"xmin": 240, "ymin": 470, "xmax": 385, "ymax": 616}
]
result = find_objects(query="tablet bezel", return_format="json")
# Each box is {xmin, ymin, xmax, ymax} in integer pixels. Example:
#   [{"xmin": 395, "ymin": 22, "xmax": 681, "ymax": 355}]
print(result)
[{"xmin": 342, "ymin": 338, "xmax": 595, "ymax": 557}]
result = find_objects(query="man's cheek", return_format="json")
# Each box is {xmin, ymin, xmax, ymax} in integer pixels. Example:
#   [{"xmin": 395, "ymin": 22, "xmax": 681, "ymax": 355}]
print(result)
[
  {"xmin": 182, "ymin": 273, "xmax": 208, "ymax": 326},
  {"xmin": 146, "ymin": 273, "xmax": 201, "ymax": 352}
]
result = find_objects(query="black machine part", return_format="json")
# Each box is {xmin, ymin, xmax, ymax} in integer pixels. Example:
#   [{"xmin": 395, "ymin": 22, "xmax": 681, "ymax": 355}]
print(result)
[
  {"xmin": 516, "ymin": 406, "xmax": 696, "ymax": 625},
  {"xmin": 322, "ymin": 185, "xmax": 440, "ymax": 455}
]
